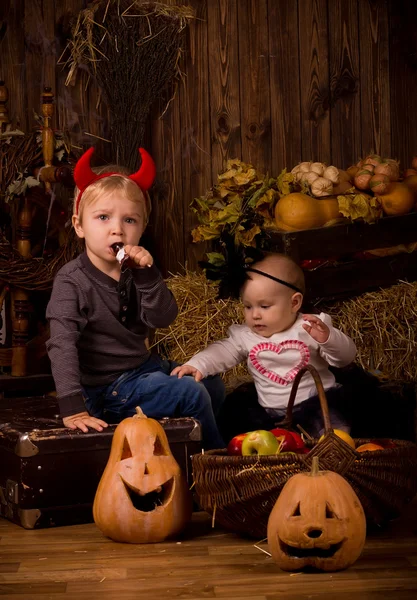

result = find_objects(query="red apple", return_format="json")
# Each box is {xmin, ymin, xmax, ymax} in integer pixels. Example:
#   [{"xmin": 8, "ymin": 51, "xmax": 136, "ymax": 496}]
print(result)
[
  {"xmin": 269, "ymin": 428, "xmax": 297, "ymax": 452},
  {"xmin": 227, "ymin": 433, "xmax": 249, "ymax": 456},
  {"xmin": 242, "ymin": 430, "xmax": 280, "ymax": 456},
  {"xmin": 270, "ymin": 428, "xmax": 306, "ymax": 451}
]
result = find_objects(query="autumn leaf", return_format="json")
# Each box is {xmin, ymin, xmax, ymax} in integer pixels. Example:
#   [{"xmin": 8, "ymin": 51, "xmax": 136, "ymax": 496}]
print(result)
[
  {"xmin": 276, "ymin": 169, "xmax": 294, "ymax": 196},
  {"xmin": 216, "ymin": 202, "xmax": 242, "ymax": 225},
  {"xmin": 255, "ymin": 188, "xmax": 277, "ymax": 213},
  {"xmin": 191, "ymin": 223, "xmax": 222, "ymax": 242},
  {"xmin": 235, "ymin": 224, "xmax": 261, "ymax": 247},
  {"xmin": 233, "ymin": 169, "xmax": 257, "ymax": 186},
  {"xmin": 337, "ymin": 193, "xmax": 382, "ymax": 223},
  {"xmin": 218, "ymin": 168, "xmax": 238, "ymax": 181},
  {"xmin": 205, "ymin": 252, "xmax": 226, "ymax": 267}
]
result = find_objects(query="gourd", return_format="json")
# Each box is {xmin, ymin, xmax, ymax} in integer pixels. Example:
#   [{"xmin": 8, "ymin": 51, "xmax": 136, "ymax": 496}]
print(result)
[
  {"xmin": 93, "ymin": 407, "xmax": 192, "ymax": 543},
  {"xmin": 274, "ymin": 193, "xmax": 341, "ymax": 231},
  {"xmin": 267, "ymin": 457, "xmax": 366, "ymax": 572},
  {"xmin": 377, "ymin": 182, "xmax": 415, "ymax": 216}
]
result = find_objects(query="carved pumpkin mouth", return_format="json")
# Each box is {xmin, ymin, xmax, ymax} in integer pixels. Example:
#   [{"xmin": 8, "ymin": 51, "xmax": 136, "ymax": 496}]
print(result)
[
  {"xmin": 279, "ymin": 540, "xmax": 344, "ymax": 559},
  {"xmin": 122, "ymin": 477, "xmax": 174, "ymax": 512}
]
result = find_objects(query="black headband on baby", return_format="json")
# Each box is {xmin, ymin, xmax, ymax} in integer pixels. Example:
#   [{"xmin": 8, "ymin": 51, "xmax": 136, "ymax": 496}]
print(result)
[{"xmin": 245, "ymin": 267, "xmax": 303, "ymax": 295}]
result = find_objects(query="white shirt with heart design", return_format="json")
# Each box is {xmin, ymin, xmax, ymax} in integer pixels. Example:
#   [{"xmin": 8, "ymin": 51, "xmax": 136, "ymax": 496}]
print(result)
[{"xmin": 186, "ymin": 312, "xmax": 357, "ymax": 410}]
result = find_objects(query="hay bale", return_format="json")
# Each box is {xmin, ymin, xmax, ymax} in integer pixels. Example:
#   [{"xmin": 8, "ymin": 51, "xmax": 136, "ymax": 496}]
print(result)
[
  {"xmin": 324, "ymin": 281, "xmax": 417, "ymax": 382},
  {"xmin": 153, "ymin": 272, "xmax": 417, "ymax": 386},
  {"xmin": 151, "ymin": 271, "xmax": 249, "ymax": 389}
]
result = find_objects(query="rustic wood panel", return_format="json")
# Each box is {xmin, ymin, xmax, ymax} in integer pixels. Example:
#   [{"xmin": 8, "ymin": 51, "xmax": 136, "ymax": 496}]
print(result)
[
  {"xmin": 149, "ymin": 86, "xmax": 185, "ymax": 276},
  {"xmin": 358, "ymin": 0, "xmax": 391, "ymax": 159},
  {"xmin": 237, "ymin": 0, "xmax": 271, "ymax": 173},
  {"xmin": 389, "ymin": 0, "xmax": 417, "ymax": 170},
  {"xmin": 268, "ymin": 0, "xmax": 301, "ymax": 172},
  {"xmin": 179, "ymin": 0, "xmax": 211, "ymax": 271},
  {"xmin": 207, "ymin": 0, "xmax": 241, "ymax": 179},
  {"xmin": 55, "ymin": 0, "xmax": 89, "ymax": 152},
  {"xmin": 328, "ymin": 0, "xmax": 361, "ymax": 169},
  {"xmin": 0, "ymin": 0, "xmax": 27, "ymax": 129},
  {"xmin": 24, "ymin": 1, "xmax": 56, "ymax": 127},
  {"xmin": 1, "ymin": 0, "xmax": 417, "ymax": 274},
  {"xmin": 298, "ymin": 0, "xmax": 331, "ymax": 163}
]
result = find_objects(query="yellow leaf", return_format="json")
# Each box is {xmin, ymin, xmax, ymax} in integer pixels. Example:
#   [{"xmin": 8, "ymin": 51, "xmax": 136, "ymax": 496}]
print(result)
[
  {"xmin": 218, "ymin": 168, "xmax": 238, "ymax": 181},
  {"xmin": 276, "ymin": 169, "xmax": 294, "ymax": 196},
  {"xmin": 216, "ymin": 203, "xmax": 241, "ymax": 225},
  {"xmin": 191, "ymin": 224, "xmax": 222, "ymax": 242},
  {"xmin": 337, "ymin": 193, "xmax": 382, "ymax": 223},
  {"xmin": 235, "ymin": 225, "xmax": 261, "ymax": 247},
  {"xmin": 233, "ymin": 169, "xmax": 257, "ymax": 186}
]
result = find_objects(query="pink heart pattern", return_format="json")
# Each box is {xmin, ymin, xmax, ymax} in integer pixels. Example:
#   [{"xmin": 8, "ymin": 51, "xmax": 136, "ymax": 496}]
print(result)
[{"xmin": 249, "ymin": 340, "xmax": 310, "ymax": 385}]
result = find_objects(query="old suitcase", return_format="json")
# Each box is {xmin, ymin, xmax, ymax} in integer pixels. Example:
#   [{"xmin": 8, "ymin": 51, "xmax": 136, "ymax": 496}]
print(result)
[{"xmin": 0, "ymin": 395, "xmax": 201, "ymax": 529}]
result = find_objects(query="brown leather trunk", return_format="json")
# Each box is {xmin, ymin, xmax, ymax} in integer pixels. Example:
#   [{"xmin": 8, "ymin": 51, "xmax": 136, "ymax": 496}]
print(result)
[{"xmin": 0, "ymin": 396, "xmax": 201, "ymax": 529}]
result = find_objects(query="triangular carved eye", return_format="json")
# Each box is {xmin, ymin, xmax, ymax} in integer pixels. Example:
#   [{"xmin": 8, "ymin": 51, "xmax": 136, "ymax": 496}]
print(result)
[
  {"xmin": 121, "ymin": 437, "xmax": 132, "ymax": 460},
  {"xmin": 292, "ymin": 502, "xmax": 301, "ymax": 516},
  {"xmin": 326, "ymin": 503, "xmax": 336, "ymax": 518},
  {"xmin": 153, "ymin": 436, "xmax": 168, "ymax": 456}
]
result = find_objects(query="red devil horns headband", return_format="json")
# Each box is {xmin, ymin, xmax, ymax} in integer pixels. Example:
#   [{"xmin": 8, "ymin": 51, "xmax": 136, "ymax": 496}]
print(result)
[{"xmin": 73, "ymin": 147, "xmax": 156, "ymax": 215}]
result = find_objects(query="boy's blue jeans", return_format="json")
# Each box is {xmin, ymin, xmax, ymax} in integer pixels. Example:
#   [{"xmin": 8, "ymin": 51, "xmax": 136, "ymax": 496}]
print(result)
[{"xmin": 82, "ymin": 355, "xmax": 225, "ymax": 450}]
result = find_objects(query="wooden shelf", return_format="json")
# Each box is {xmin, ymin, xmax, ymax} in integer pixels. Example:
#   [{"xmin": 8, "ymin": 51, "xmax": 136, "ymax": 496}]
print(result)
[
  {"xmin": 267, "ymin": 213, "xmax": 417, "ymax": 261},
  {"xmin": 265, "ymin": 213, "xmax": 417, "ymax": 302},
  {"xmin": 304, "ymin": 252, "xmax": 417, "ymax": 303}
]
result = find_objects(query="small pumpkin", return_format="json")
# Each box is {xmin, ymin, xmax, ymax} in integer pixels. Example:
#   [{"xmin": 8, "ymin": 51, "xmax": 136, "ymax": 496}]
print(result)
[
  {"xmin": 275, "ymin": 192, "xmax": 341, "ymax": 231},
  {"xmin": 377, "ymin": 182, "xmax": 415, "ymax": 216},
  {"xmin": 403, "ymin": 174, "xmax": 417, "ymax": 197},
  {"xmin": 267, "ymin": 457, "xmax": 366, "ymax": 572},
  {"xmin": 356, "ymin": 443, "xmax": 384, "ymax": 452},
  {"xmin": 93, "ymin": 407, "xmax": 192, "ymax": 543}
]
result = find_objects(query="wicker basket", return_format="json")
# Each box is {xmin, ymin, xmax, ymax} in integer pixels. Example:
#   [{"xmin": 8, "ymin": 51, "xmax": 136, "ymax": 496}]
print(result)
[{"xmin": 192, "ymin": 365, "xmax": 417, "ymax": 538}]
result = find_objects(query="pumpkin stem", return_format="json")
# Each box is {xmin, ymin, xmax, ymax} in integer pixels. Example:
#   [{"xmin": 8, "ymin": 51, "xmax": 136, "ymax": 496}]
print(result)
[
  {"xmin": 134, "ymin": 406, "xmax": 148, "ymax": 419},
  {"xmin": 311, "ymin": 456, "xmax": 319, "ymax": 476}
]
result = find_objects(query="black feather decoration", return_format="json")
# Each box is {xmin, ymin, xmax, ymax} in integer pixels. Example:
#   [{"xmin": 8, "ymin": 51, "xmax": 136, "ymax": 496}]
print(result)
[{"xmin": 199, "ymin": 234, "xmax": 265, "ymax": 299}]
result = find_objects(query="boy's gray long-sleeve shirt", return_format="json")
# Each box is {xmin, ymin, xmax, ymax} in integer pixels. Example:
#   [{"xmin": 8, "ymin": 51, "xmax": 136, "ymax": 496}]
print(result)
[{"xmin": 46, "ymin": 252, "xmax": 177, "ymax": 417}]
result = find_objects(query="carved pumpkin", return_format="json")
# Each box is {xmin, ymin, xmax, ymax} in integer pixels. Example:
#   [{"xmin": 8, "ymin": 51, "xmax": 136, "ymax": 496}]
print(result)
[
  {"xmin": 267, "ymin": 457, "xmax": 366, "ymax": 572},
  {"xmin": 93, "ymin": 407, "xmax": 192, "ymax": 543}
]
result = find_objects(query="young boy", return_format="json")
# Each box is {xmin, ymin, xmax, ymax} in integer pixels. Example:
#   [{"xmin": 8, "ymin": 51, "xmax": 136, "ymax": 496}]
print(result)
[
  {"xmin": 46, "ymin": 147, "xmax": 225, "ymax": 449},
  {"xmin": 172, "ymin": 253, "xmax": 356, "ymax": 440}
]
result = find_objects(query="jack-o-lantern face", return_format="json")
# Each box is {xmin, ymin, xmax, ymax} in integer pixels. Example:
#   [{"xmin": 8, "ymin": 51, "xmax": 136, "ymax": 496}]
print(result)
[
  {"xmin": 267, "ymin": 458, "xmax": 366, "ymax": 572},
  {"xmin": 93, "ymin": 408, "xmax": 192, "ymax": 543}
]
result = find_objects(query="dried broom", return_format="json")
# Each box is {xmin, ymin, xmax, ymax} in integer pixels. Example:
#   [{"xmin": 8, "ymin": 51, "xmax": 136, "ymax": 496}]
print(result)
[{"xmin": 62, "ymin": 0, "xmax": 194, "ymax": 170}]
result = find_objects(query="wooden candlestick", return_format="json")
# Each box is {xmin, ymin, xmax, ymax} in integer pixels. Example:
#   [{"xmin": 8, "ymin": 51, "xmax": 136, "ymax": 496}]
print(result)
[{"xmin": 41, "ymin": 87, "xmax": 55, "ymax": 194}]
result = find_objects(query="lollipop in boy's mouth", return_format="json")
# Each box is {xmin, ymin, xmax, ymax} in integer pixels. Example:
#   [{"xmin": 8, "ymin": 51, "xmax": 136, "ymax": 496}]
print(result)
[{"xmin": 111, "ymin": 242, "xmax": 130, "ymax": 272}]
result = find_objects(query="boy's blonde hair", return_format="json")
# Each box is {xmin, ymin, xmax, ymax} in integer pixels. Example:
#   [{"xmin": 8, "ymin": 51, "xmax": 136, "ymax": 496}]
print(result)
[{"xmin": 73, "ymin": 164, "xmax": 151, "ymax": 222}]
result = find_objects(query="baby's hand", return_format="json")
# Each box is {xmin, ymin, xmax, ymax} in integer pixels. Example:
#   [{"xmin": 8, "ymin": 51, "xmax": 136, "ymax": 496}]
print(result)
[
  {"xmin": 63, "ymin": 411, "xmax": 108, "ymax": 433},
  {"xmin": 171, "ymin": 364, "xmax": 203, "ymax": 382},
  {"xmin": 124, "ymin": 245, "xmax": 153, "ymax": 269},
  {"xmin": 302, "ymin": 314, "xmax": 330, "ymax": 343}
]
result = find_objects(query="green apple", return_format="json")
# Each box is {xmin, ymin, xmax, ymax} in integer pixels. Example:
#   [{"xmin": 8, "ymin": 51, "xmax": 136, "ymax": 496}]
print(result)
[{"xmin": 241, "ymin": 430, "xmax": 279, "ymax": 456}]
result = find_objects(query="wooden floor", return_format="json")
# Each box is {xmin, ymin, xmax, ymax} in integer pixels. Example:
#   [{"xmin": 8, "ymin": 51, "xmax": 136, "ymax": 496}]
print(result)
[{"xmin": 1, "ymin": 500, "xmax": 417, "ymax": 600}]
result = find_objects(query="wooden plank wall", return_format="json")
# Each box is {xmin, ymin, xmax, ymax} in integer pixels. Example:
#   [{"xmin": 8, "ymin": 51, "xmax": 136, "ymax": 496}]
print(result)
[{"xmin": 1, "ymin": 0, "xmax": 417, "ymax": 275}]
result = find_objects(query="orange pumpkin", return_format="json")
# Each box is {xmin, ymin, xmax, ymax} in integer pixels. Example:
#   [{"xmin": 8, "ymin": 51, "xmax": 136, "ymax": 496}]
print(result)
[
  {"xmin": 404, "ymin": 175, "xmax": 417, "ymax": 197},
  {"xmin": 274, "ymin": 193, "xmax": 341, "ymax": 231},
  {"xmin": 377, "ymin": 182, "xmax": 415, "ymax": 216},
  {"xmin": 93, "ymin": 407, "xmax": 192, "ymax": 543},
  {"xmin": 356, "ymin": 443, "xmax": 384, "ymax": 452},
  {"xmin": 267, "ymin": 457, "xmax": 366, "ymax": 572}
]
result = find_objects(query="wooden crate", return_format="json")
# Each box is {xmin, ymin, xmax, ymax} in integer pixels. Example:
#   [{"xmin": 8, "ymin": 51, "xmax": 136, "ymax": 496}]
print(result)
[{"xmin": 266, "ymin": 213, "xmax": 417, "ymax": 302}]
